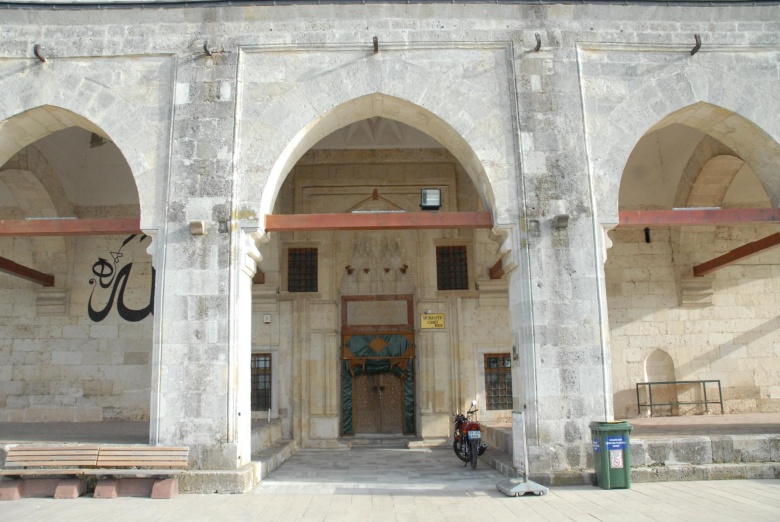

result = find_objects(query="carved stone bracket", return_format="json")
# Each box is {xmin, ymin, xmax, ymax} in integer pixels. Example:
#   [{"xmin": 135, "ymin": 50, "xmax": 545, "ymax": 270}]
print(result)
[
  {"xmin": 36, "ymin": 287, "xmax": 69, "ymax": 316},
  {"xmin": 600, "ymin": 222, "xmax": 618, "ymax": 263},
  {"xmin": 240, "ymin": 223, "xmax": 264, "ymax": 279},
  {"xmin": 679, "ymin": 276, "xmax": 714, "ymax": 307},
  {"xmin": 141, "ymin": 229, "xmax": 158, "ymax": 269},
  {"xmin": 490, "ymin": 223, "xmax": 518, "ymax": 275}
]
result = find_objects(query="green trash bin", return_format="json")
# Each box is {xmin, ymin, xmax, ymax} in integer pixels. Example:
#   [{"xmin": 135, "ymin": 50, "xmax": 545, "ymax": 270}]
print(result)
[{"xmin": 590, "ymin": 420, "xmax": 632, "ymax": 489}]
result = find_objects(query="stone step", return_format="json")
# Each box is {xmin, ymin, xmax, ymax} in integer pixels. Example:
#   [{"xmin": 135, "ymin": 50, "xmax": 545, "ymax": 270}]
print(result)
[
  {"xmin": 481, "ymin": 424, "xmax": 513, "ymax": 455},
  {"xmin": 632, "ymin": 462, "xmax": 780, "ymax": 482},
  {"xmin": 349, "ymin": 435, "xmax": 416, "ymax": 448},
  {"xmin": 632, "ymin": 434, "xmax": 780, "ymax": 466},
  {"xmin": 250, "ymin": 419, "xmax": 283, "ymax": 454},
  {"xmin": 250, "ymin": 438, "xmax": 298, "ymax": 485},
  {"xmin": 485, "ymin": 445, "xmax": 780, "ymax": 486}
]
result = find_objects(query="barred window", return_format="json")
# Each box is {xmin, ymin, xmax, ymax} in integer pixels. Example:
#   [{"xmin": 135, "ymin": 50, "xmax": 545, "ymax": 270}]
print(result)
[
  {"xmin": 251, "ymin": 353, "xmax": 272, "ymax": 411},
  {"xmin": 484, "ymin": 353, "xmax": 512, "ymax": 410},
  {"xmin": 436, "ymin": 245, "xmax": 468, "ymax": 290},
  {"xmin": 287, "ymin": 248, "xmax": 318, "ymax": 292}
]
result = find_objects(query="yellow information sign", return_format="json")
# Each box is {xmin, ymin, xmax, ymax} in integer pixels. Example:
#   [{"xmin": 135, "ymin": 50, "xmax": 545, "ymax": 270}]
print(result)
[{"xmin": 421, "ymin": 313, "xmax": 445, "ymax": 329}]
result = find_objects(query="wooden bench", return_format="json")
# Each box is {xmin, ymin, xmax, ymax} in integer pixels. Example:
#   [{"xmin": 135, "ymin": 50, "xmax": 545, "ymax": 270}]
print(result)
[
  {"xmin": 0, "ymin": 445, "xmax": 100, "ymax": 500},
  {"xmin": 0, "ymin": 445, "xmax": 189, "ymax": 500},
  {"xmin": 86, "ymin": 446, "xmax": 189, "ymax": 499}
]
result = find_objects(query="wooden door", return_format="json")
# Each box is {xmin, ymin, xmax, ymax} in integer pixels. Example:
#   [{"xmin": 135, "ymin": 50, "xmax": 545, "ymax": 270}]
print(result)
[
  {"xmin": 378, "ymin": 373, "xmax": 404, "ymax": 434},
  {"xmin": 353, "ymin": 374, "xmax": 380, "ymax": 434},
  {"xmin": 352, "ymin": 373, "xmax": 404, "ymax": 435}
]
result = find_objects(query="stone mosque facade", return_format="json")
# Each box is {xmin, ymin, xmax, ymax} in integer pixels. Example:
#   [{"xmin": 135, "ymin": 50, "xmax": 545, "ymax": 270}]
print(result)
[{"xmin": 1, "ymin": 1, "xmax": 779, "ymax": 490}]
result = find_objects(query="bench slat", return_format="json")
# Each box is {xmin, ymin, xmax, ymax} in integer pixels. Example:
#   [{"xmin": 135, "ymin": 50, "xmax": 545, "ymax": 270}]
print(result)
[
  {"xmin": 7, "ymin": 460, "xmax": 99, "ymax": 467},
  {"xmin": 98, "ymin": 448, "xmax": 188, "ymax": 453},
  {"xmin": 96, "ymin": 462, "xmax": 187, "ymax": 468},
  {"xmin": 1, "ymin": 445, "xmax": 188, "ymax": 475},
  {"xmin": 97, "ymin": 455, "xmax": 187, "ymax": 460},
  {"xmin": 8, "ymin": 448, "xmax": 98, "ymax": 455},
  {"xmin": 5, "ymin": 446, "xmax": 100, "ymax": 468},
  {"xmin": 82, "ymin": 469, "xmax": 184, "ymax": 476},
  {"xmin": 100, "ymin": 450, "xmax": 188, "ymax": 457},
  {"xmin": 96, "ymin": 459, "xmax": 187, "ymax": 466},
  {"xmin": 0, "ymin": 469, "xmax": 87, "ymax": 476},
  {"xmin": 94, "ymin": 446, "xmax": 189, "ymax": 469}
]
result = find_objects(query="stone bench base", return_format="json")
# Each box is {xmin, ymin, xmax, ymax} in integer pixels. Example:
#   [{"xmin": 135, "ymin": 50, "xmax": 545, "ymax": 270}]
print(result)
[
  {"xmin": 1, "ymin": 476, "xmax": 177, "ymax": 500},
  {"xmin": 94, "ymin": 477, "xmax": 178, "ymax": 499},
  {"xmin": 0, "ymin": 478, "xmax": 86, "ymax": 500}
]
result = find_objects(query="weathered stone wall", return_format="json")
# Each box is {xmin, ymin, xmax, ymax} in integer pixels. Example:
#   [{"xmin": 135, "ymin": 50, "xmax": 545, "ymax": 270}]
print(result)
[
  {"xmin": 0, "ymin": 233, "xmax": 153, "ymax": 422},
  {"xmin": 0, "ymin": 3, "xmax": 777, "ymax": 476},
  {"xmin": 607, "ymin": 225, "xmax": 780, "ymax": 418}
]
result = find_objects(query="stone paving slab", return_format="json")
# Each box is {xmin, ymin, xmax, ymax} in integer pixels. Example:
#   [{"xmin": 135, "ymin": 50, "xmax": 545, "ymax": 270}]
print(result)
[{"xmin": 1, "ymin": 447, "xmax": 779, "ymax": 521}]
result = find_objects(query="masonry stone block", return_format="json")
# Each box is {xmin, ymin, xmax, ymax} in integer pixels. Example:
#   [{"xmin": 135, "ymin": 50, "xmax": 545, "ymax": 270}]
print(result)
[
  {"xmin": 671, "ymin": 438, "xmax": 713, "ymax": 465},
  {"xmin": 53, "ymin": 479, "xmax": 86, "ymax": 499},
  {"xmin": 19, "ymin": 478, "xmax": 60, "ymax": 498},
  {"xmin": 732, "ymin": 435, "xmax": 773, "ymax": 462},
  {"xmin": 0, "ymin": 480, "xmax": 22, "ymax": 501}
]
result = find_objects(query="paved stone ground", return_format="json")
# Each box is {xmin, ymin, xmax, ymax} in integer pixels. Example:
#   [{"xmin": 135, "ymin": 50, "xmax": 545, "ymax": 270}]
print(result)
[{"xmin": 2, "ymin": 447, "xmax": 779, "ymax": 521}]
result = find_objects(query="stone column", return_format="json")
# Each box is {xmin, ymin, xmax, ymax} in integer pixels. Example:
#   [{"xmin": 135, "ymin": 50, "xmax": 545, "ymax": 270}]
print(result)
[
  {"xmin": 148, "ymin": 48, "xmax": 242, "ymax": 470},
  {"xmin": 229, "ymin": 229, "xmax": 261, "ymax": 467}
]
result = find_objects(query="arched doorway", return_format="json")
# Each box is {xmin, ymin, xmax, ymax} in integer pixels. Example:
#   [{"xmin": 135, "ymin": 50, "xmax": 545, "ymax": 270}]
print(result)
[{"xmin": 248, "ymin": 104, "xmax": 514, "ymax": 448}]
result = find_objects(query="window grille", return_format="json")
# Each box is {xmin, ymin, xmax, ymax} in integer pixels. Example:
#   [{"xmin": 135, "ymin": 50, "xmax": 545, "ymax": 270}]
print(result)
[
  {"xmin": 436, "ymin": 245, "xmax": 468, "ymax": 290},
  {"xmin": 287, "ymin": 247, "xmax": 318, "ymax": 292},
  {"xmin": 484, "ymin": 353, "xmax": 512, "ymax": 410},
  {"xmin": 251, "ymin": 353, "xmax": 272, "ymax": 411}
]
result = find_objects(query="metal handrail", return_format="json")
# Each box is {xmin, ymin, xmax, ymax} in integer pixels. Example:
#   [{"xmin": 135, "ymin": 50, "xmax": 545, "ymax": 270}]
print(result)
[{"xmin": 636, "ymin": 379, "xmax": 724, "ymax": 417}]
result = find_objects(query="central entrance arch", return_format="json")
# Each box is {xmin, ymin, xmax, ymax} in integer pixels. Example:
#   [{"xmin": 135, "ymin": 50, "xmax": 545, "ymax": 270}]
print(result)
[
  {"xmin": 242, "ymin": 94, "xmax": 517, "ymax": 449},
  {"xmin": 255, "ymin": 93, "xmax": 500, "ymax": 224}
]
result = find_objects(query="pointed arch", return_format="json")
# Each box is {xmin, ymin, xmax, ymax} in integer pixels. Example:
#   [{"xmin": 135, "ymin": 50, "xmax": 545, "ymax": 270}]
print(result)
[
  {"xmin": 0, "ymin": 66, "xmax": 164, "ymax": 229},
  {"xmin": 618, "ymin": 103, "xmax": 780, "ymax": 214},
  {"xmin": 257, "ymin": 94, "xmax": 497, "ymax": 224}
]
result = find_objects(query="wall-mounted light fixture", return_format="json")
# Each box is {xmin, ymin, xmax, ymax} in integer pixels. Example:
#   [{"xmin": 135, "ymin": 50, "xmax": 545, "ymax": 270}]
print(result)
[
  {"xmin": 420, "ymin": 188, "xmax": 441, "ymax": 211},
  {"xmin": 551, "ymin": 199, "xmax": 569, "ymax": 230},
  {"xmin": 190, "ymin": 220, "xmax": 206, "ymax": 236}
]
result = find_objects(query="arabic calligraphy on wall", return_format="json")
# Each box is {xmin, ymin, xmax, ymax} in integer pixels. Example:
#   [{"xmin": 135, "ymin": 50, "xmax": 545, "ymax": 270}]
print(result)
[{"xmin": 88, "ymin": 234, "xmax": 155, "ymax": 322}]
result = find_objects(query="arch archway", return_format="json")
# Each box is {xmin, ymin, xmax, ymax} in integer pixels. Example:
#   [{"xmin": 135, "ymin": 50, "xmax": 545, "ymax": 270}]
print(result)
[
  {"xmin": 256, "ymin": 94, "xmax": 498, "ymax": 226},
  {"xmin": 0, "ymin": 109, "xmax": 153, "ymax": 429},
  {"xmin": 1, "ymin": 80, "xmax": 161, "ymax": 229},
  {"xmin": 240, "ymin": 105, "xmax": 516, "ymax": 449},
  {"xmin": 607, "ymin": 105, "xmax": 780, "ymax": 418}
]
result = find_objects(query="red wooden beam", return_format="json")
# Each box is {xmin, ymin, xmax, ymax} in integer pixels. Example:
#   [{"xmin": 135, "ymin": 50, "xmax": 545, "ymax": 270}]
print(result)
[
  {"xmin": 693, "ymin": 233, "xmax": 780, "ymax": 277},
  {"xmin": 0, "ymin": 256, "xmax": 54, "ymax": 287},
  {"xmin": 619, "ymin": 209, "xmax": 780, "ymax": 227},
  {"xmin": 0, "ymin": 218, "xmax": 141, "ymax": 237},
  {"xmin": 265, "ymin": 212, "xmax": 493, "ymax": 232}
]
